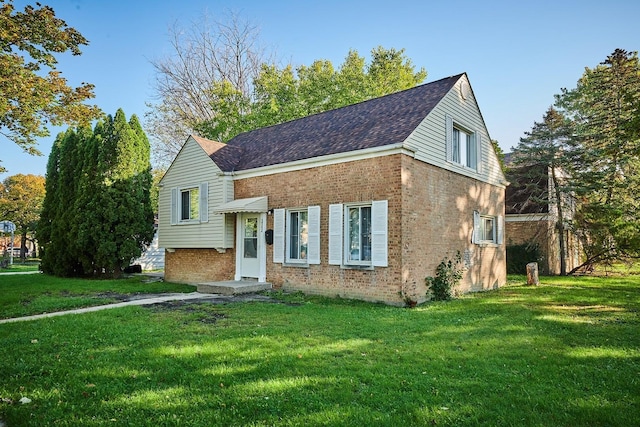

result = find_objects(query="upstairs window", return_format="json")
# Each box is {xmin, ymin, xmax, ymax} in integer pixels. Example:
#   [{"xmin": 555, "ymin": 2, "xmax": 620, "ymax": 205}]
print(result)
[{"xmin": 446, "ymin": 115, "xmax": 482, "ymax": 172}]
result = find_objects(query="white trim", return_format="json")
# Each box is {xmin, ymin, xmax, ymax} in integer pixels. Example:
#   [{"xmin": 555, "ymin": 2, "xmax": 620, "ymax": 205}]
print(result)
[
  {"xmin": 472, "ymin": 210, "xmax": 480, "ymax": 244},
  {"xmin": 229, "ymin": 144, "xmax": 413, "ymax": 180},
  {"xmin": 328, "ymin": 204, "xmax": 343, "ymax": 265},
  {"xmin": 273, "ymin": 208, "xmax": 285, "ymax": 264},
  {"xmin": 235, "ymin": 213, "xmax": 267, "ymax": 282},
  {"xmin": 258, "ymin": 213, "xmax": 267, "ymax": 282},
  {"xmin": 371, "ymin": 200, "xmax": 388, "ymax": 267},
  {"xmin": 307, "ymin": 205, "xmax": 321, "ymax": 265},
  {"xmin": 505, "ymin": 213, "xmax": 550, "ymax": 222}
]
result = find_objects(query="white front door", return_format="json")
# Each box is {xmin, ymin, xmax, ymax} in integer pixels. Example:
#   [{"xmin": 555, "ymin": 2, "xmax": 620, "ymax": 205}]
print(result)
[{"xmin": 236, "ymin": 213, "xmax": 266, "ymax": 281}]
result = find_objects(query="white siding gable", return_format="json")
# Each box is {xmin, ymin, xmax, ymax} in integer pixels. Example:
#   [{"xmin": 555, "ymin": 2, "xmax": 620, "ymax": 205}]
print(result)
[
  {"xmin": 403, "ymin": 74, "xmax": 506, "ymax": 187},
  {"xmin": 158, "ymin": 136, "xmax": 233, "ymax": 249}
]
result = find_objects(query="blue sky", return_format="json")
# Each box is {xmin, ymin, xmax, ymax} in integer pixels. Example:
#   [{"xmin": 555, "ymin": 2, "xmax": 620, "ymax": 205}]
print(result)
[{"xmin": 2, "ymin": 0, "xmax": 638, "ymax": 178}]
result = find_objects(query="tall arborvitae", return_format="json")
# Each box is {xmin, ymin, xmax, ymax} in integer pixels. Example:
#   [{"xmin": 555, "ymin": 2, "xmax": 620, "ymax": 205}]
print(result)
[
  {"xmin": 39, "ymin": 109, "xmax": 155, "ymax": 277},
  {"xmin": 38, "ymin": 132, "xmax": 63, "ymax": 274},
  {"xmin": 92, "ymin": 110, "xmax": 154, "ymax": 276}
]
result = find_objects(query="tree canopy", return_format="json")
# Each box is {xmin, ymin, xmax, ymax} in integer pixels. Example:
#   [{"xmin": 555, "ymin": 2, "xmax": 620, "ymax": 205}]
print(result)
[
  {"xmin": 146, "ymin": 10, "xmax": 427, "ymax": 166},
  {"xmin": 0, "ymin": 0, "xmax": 101, "ymax": 172},
  {"xmin": 0, "ymin": 173, "xmax": 45, "ymax": 257},
  {"xmin": 509, "ymin": 107, "xmax": 573, "ymax": 274},
  {"xmin": 556, "ymin": 49, "xmax": 640, "ymax": 268}
]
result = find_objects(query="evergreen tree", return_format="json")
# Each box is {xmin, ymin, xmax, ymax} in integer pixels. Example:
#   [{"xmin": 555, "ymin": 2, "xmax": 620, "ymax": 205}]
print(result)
[
  {"xmin": 39, "ymin": 109, "xmax": 154, "ymax": 278},
  {"xmin": 556, "ymin": 48, "xmax": 640, "ymax": 266},
  {"xmin": 38, "ymin": 132, "xmax": 62, "ymax": 273},
  {"xmin": 509, "ymin": 107, "xmax": 572, "ymax": 275}
]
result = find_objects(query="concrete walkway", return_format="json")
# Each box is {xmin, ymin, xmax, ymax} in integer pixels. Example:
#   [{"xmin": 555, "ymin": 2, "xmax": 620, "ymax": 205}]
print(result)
[{"xmin": 0, "ymin": 292, "xmax": 225, "ymax": 324}]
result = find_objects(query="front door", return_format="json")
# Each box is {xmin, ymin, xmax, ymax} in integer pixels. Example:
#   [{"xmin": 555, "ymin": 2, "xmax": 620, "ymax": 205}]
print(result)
[{"xmin": 239, "ymin": 214, "xmax": 260, "ymax": 279}]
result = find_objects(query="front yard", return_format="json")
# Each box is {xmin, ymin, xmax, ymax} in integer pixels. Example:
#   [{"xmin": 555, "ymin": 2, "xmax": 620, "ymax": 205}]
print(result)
[{"xmin": 1, "ymin": 274, "xmax": 639, "ymax": 426}]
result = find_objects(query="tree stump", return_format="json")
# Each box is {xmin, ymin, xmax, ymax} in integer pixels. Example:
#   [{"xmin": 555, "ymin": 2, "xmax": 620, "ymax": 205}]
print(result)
[{"xmin": 526, "ymin": 262, "xmax": 539, "ymax": 286}]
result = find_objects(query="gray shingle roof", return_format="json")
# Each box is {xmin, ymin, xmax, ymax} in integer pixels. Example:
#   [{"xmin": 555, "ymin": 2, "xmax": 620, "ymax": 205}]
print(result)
[{"xmin": 210, "ymin": 73, "xmax": 463, "ymax": 172}]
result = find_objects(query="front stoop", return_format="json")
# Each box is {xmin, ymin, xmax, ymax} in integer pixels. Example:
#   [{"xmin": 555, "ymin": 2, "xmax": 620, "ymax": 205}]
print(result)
[{"xmin": 197, "ymin": 280, "xmax": 272, "ymax": 296}]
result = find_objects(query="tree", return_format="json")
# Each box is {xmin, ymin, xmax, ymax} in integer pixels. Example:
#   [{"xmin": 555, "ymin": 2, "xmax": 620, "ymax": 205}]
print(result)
[
  {"xmin": 39, "ymin": 110, "xmax": 154, "ymax": 277},
  {"xmin": 195, "ymin": 46, "xmax": 427, "ymax": 143},
  {"xmin": 0, "ymin": 173, "xmax": 45, "ymax": 258},
  {"xmin": 146, "ymin": 10, "xmax": 270, "ymax": 167},
  {"xmin": 509, "ymin": 107, "xmax": 572, "ymax": 275},
  {"xmin": 0, "ymin": 0, "xmax": 101, "ymax": 172},
  {"xmin": 555, "ymin": 48, "xmax": 640, "ymax": 268}
]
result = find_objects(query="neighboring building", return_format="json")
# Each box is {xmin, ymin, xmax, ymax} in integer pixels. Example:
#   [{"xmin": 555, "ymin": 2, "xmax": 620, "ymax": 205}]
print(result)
[
  {"xmin": 158, "ymin": 73, "xmax": 507, "ymax": 305},
  {"xmin": 505, "ymin": 160, "xmax": 581, "ymax": 274}
]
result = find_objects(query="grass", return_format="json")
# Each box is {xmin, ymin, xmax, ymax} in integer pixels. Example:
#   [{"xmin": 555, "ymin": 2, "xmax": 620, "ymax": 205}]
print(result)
[
  {"xmin": 0, "ymin": 274, "xmax": 194, "ymax": 319},
  {"xmin": 0, "ymin": 260, "xmax": 40, "ymax": 273},
  {"xmin": 1, "ymin": 274, "xmax": 639, "ymax": 426}
]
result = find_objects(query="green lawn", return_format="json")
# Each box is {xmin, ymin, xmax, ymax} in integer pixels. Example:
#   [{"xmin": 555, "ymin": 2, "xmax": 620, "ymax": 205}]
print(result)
[
  {"xmin": 0, "ymin": 274, "xmax": 194, "ymax": 319},
  {"xmin": 1, "ymin": 274, "xmax": 639, "ymax": 426}
]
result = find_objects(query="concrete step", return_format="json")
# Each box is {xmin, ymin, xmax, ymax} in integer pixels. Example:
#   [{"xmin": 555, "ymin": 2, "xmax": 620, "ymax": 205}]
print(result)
[{"xmin": 197, "ymin": 280, "xmax": 272, "ymax": 296}]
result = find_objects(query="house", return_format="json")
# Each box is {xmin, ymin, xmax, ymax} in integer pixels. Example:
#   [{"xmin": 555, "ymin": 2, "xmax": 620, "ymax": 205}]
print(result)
[
  {"xmin": 158, "ymin": 73, "xmax": 507, "ymax": 305},
  {"xmin": 505, "ymin": 159, "xmax": 581, "ymax": 275}
]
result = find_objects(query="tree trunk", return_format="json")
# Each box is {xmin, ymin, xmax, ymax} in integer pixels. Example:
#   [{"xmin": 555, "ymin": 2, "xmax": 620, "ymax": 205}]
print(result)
[
  {"xmin": 551, "ymin": 167, "xmax": 567, "ymax": 276},
  {"xmin": 527, "ymin": 262, "xmax": 540, "ymax": 286}
]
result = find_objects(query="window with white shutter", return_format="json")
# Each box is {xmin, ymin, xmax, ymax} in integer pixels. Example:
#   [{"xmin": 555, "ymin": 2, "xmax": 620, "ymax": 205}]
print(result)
[
  {"xmin": 332, "ymin": 200, "xmax": 389, "ymax": 268},
  {"xmin": 171, "ymin": 183, "xmax": 209, "ymax": 224}
]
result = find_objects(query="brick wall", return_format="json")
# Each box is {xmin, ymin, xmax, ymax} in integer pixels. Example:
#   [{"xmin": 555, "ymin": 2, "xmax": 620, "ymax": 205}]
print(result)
[
  {"xmin": 165, "ymin": 153, "xmax": 507, "ymax": 304},
  {"xmin": 164, "ymin": 248, "xmax": 235, "ymax": 284},
  {"xmin": 235, "ymin": 154, "xmax": 404, "ymax": 304},
  {"xmin": 400, "ymin": 155, "xmax": 506, "ymax": 301}
]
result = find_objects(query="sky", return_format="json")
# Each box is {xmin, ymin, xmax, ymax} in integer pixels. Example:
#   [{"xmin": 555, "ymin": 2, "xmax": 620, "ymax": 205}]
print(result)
[{"xmin": 2, "ymin": 0, "xmax": 639, "ymax": 178}]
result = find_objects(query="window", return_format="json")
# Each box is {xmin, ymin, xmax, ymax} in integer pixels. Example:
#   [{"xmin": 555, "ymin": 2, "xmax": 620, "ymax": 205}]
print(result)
[
  {"xmin": 328, "ymin": 200, "xmax": 388, "ymax": 268},
  {"xmin": 480, "ymin": 215, "xmax": 495, "ymax": 242},
  {"xmin": 287, "ymin": 210, "xmax": 309, "ymax": 262},
  {"xmin": 446, "ymin": 115, "xmax": 481, "ymax": 171},
  {"xmin": 472, "ymin": 211, "xmax": 503, "ymax": 245},
  {"xmin": 347, "ymin": 205, "xmax": 372, "ymax": 264},
  {"xmin": 453, "ymin": 127, "xmax": 475, "ymax": 168},
  {"xmin": 170, "ymin": 182, "xmax": 208, "ymax": 225},
  {"xmin": 180, "ymin": 187, "xmax": 199, "ymax": 221},
  {"xmin": 273, "ymin": 206, "xmax": 320, "ymax": 265}
]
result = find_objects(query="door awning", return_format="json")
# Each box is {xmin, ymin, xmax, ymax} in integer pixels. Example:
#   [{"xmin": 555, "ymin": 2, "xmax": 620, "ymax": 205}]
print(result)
[{"xmin": 212, "ymin": 196, "xmax": 268, "ymax": 214}]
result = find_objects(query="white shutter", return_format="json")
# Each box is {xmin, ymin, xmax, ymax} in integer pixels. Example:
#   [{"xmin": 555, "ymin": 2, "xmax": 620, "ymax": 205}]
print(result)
[
  {"xmin": 371, "ymin": 200, "xmax": 388, "ymax": 267},
  {"xmin": 472, "ymin": 210, "xmax": 480, "ymax": 244},
  {"xmin": 307, "ymin": 206, "xmax": 321, "ymax": 264},
  {"xmin": 199, "ymin": 182, "xmax": 209, "ymax": 223},
  {"xmin": 273, "ymin": 209, "xmax": 285, "ymax": 263},
  {"xmin": 328, "ymin": 204, "xmax": 343, "ymax": 265},
  {"xmin": 497, "ymin": 215, "xmax": 504, "ymax": 245},
  {"xmin": 475, "ymin": 132, "xmax": 483, "ymax": 173},
  {"xmin": 445, "ymin": 114, "xmax": 453, "ymax": 162},
  {"xmin": 170, "ymin": 188, "xmax": 178, "ymax": 225}
]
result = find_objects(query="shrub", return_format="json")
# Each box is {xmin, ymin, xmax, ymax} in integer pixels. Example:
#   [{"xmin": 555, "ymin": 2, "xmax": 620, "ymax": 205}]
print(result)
[
  {"xmin": 506, "ymin": 243, "xmax": 544, "ymax": 274},
  {"xmin": 426, "ymin": 252, "xmax": 463, "ymax": 301}
]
